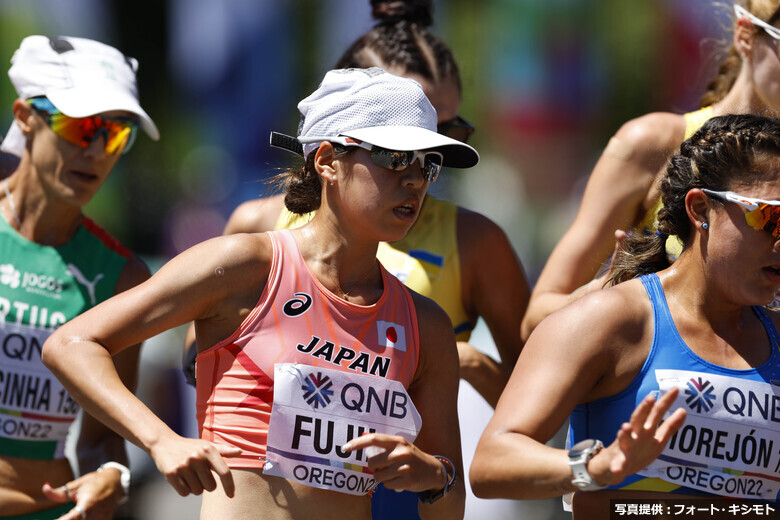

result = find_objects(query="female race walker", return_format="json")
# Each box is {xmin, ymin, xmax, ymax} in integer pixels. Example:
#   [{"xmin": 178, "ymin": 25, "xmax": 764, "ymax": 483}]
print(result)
[
  {"xmin": 202, "ymin": 0, "xmax": 528, "ymax": 410},
  {"xmin": 471, "ymin": 114, "xmax": 780, "ymax": 517},
  {"xmin": 183, "ymin": 3, "xmax": 528, "ymax": 518},
  {"xmin": 0, "ymin": 36, "xmax": 157, "ymax": 519},
  {"xmin": 522, "ymin": 0, "xmax": 780, "ymax": 340},
  {"xmin": 43, "ymin": 67, "xmax": 479, "ymax": 520}
]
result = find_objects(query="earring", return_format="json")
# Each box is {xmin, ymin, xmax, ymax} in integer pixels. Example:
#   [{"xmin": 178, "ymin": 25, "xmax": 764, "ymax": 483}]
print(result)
[
  {"xmin": 702, "ymin": 222, "xmax": 709, "ymax": 230},
  {"xmin": 329, "ymin": 179, "xmax": 334, "ymax": 186}
]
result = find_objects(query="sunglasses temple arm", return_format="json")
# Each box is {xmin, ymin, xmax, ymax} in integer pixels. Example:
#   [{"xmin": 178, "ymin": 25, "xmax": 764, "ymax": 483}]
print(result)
[{"xmin": 270, "ymin": 132, "xmax": 304, "ymax": 156}]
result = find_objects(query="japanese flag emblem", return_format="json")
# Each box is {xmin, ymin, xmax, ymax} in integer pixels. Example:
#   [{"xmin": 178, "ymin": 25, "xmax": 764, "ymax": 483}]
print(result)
[{"xmin": 377, "ymin": 321, "xmax": 406, "ymax": 351}]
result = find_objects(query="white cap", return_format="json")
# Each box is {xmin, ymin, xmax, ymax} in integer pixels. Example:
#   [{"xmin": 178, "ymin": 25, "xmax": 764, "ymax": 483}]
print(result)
[
  {"xmin": 296, "ymin": 68, "xmax": 478, "ymax": 168},
  {"xmin": 2, "ymin": 35, "xmax": 158, "ymax": 156}
]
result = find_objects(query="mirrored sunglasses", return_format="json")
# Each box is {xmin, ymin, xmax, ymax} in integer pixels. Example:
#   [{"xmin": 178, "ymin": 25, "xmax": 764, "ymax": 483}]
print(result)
[
  {"xmin": 27, "ymin": 97, "xmax": 138, "ymax": 156},
  {"xmin": 437, "ymin": 115, "xmax": 475, "ymax": 144},
  {"xmin": 702, "ymin": 188, "xmax": 780, "ymax": 239},
  {"xmin": 299, "ymin": 136, "xmax": 444, "ymax": 182}
]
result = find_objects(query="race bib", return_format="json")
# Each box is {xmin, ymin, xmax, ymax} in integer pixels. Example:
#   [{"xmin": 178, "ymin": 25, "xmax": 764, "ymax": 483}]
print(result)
[
  {"xmin": 638, "ymin": 369, "xmax": 780, "ymax": 501},
  {"xmin": 0, "ymin": 322, "xmax": 78, "ymax": 451},
  {"xmin": 263, "ymin": 363, "xmax": 422, "ymax": 495}
]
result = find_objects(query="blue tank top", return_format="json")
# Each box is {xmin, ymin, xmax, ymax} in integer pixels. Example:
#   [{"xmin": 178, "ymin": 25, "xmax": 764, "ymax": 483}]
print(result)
[{"xmin": 568, "ymin": 273, "xmax": 780, "ymax": 501}]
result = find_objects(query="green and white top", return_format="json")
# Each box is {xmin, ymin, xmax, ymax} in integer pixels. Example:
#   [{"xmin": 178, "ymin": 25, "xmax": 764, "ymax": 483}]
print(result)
[{"xmin": 0, "ymin": 215, "xmax": 130, "ymax": 460}]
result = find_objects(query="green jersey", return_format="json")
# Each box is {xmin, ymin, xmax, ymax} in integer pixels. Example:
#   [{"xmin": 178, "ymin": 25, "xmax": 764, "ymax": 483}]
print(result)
[{"xmin": 0, "ymin": 215, "xmax": 129, "ymax": 460}]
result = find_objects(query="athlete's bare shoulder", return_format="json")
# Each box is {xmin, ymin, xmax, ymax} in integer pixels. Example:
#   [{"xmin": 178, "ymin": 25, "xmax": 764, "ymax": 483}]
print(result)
[
  {"xmin": 224, "ymin": 194, "xmax": 286, "ymax": 235},
  {"xmin": 613, "ymin": 111, "xmax": 688, "ymax": 163}
]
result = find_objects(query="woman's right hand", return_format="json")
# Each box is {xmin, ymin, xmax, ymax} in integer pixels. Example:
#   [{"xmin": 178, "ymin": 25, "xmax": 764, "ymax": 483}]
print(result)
[
  {"xmin": 149, "ymin": 436, "xmax": 242, "ymax": 497},
  {"xmin": 590, "ymin": 387, "xmax": 686, "ymax": 486},
  {"xmin": 342, "ymin": 433, "xmax": 448, "ymax": 493}
]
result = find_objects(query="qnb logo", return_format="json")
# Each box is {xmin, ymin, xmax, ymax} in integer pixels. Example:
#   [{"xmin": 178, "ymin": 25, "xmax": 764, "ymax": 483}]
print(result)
[
  {"xmin": 284, "ymin": 292, "xmax": 313, "ymax": 317},
  {"xmin": 302, "ymin": 372, "xmax": 334, "ymax": 409},
  {"xmin": 684, "ymin": 377, "xmax": 716, "ymax": 413},
  {"xmin": 0, "ymin": 264, "xmax": 20, "ymax": 289}
]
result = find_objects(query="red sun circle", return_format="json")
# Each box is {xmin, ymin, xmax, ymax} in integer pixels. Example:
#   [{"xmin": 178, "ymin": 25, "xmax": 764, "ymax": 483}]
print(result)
[{"xmin": 386, "ymin": 327, "xmax": 397, "ymax": 343}]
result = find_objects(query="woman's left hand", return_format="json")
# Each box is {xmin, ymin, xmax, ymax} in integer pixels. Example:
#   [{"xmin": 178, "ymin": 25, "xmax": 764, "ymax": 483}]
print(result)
[
  {"xmin": 342, "ymin": 433, "xmax": 446, "ymax": 493},
  {"xmin": 43, "ymin": 469, "xmax": 124, "ymax": 520}
]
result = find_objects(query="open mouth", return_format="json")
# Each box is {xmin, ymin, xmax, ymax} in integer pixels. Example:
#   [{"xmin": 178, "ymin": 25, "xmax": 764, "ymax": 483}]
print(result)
[
  {"xmin": 392, "ymin": 200, "xmax": 420, "ymax": 222},
  {"xmin": 762, "ymin": 265, "xmax": 780, "ymax": 285},
  {"xmin": 395, "ymin": 203, "xmax": 415, "ymax": 216},
  {"xmin": 69, "ymin": 170, "xmax": 99, "ymax": 182}
]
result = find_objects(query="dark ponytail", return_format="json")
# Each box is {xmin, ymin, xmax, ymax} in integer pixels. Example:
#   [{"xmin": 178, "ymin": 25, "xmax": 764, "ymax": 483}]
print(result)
[{"xmin": 370, "ymin": 0, "xmax": 433, "ymax": 27}]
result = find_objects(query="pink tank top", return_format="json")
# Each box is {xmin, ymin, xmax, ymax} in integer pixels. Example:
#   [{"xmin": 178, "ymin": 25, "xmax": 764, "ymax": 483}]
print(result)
[{"xmin": 196, "ymin": 229, "xmax": 421, "ymax": 469}]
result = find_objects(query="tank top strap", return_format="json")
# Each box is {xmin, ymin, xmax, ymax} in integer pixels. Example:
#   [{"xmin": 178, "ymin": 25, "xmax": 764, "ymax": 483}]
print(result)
[
  {"xmin": 640, "ymin": 273, "xmax": 666, "ymax": 324},
  {"xmin": 750, "ymin": 305, "xmax": 780, "ymax": 356},
  {"xmin": 684, "ymin": 106, "xmax": 714, "ymax": 140},
  {"xmin": 639, "ymin": 273, "xmax": 679, "ymax": 353}
]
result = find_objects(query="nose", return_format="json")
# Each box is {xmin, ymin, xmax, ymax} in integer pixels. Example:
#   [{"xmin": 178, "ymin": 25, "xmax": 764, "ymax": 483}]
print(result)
[
  {"xmin": 401, "ymin": 161, "xmax": 427, "ymax": 189},
  {"xmin": 83, "ymin": 131, "xmax": 108, "ymax": 159}
]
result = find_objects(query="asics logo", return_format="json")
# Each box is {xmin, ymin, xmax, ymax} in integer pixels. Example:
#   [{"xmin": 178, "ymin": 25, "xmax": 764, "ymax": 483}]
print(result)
[{"xmin": 284, "ymin": 292, "xmax": 313, "ymax": 317}]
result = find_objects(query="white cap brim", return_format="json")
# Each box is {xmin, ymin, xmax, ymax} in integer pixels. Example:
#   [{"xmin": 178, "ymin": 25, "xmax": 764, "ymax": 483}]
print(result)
[
  {"xmin": 48, "ymin": 88, "xmax": 159, "ymax": 141},
  {"xmin": 340, "ymin": 125, "xmax": 479, "ymax": 168}
]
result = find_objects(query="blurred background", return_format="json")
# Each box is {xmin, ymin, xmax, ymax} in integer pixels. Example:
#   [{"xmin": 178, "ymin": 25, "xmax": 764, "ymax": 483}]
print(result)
[{"xmin": 0, "ymin": 0, "xmax": 731, "ymax": 518}]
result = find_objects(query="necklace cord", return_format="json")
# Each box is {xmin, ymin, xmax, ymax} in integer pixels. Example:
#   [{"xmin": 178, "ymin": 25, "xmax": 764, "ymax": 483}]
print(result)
[{"xmin": 3, "ymin": 181, "xmax": 24, "ymax": 232}]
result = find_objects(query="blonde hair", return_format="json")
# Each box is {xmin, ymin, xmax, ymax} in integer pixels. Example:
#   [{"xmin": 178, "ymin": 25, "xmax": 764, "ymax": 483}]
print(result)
[{"xmin": 700, "ymin": 0, "xmax": 780, "ymax": 107}]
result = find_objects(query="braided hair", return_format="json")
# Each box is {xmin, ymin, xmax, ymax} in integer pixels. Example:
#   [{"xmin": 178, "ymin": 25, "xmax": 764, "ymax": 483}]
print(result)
[
  {"xmin": 335, "ymin": 0, "xmax": 461, "ymax": 93},
  {"xmin": 609, "ymin": 114, "xmax": 780, "ymax": 285}
]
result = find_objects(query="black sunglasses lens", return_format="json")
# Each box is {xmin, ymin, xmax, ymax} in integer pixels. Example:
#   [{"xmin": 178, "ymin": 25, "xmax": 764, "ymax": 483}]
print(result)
[{"xmin": 438, "ymin": 116, "xmax": 475, "ymax": 143}]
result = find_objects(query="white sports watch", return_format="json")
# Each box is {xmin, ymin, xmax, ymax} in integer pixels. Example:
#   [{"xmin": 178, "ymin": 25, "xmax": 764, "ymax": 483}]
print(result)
[
  {"xmin": 567, "ymin": 439, "xmax": 608, "ymax": 491},
  {"xmin": 98, "ymin": 461, "xmax": 131, "ymax": 504}
]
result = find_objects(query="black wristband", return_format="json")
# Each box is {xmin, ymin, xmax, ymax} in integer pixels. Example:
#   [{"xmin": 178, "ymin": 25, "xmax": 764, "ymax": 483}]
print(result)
[{"xmin": 417, "ymin": 455, "xmax": 457, "ymax": 505}]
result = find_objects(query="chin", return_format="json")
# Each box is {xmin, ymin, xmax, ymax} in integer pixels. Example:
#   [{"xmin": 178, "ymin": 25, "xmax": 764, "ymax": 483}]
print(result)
[{"xmin": 385, "ymin": 227, "xmax": 415, "ymax": 243}]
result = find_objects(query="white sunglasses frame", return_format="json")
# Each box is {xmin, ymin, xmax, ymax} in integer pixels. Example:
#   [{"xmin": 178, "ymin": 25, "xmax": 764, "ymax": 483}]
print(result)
[
  {"xmin": 298, "ymin": 135, "xmax": 444, "ymax": 182},
  {"xmin": 734, "ymin": 5, "xmax": 780, "ymax": 41},
  {"xmin": 701, "ymin": 188, "xmax": 780, "ymax": 211}
]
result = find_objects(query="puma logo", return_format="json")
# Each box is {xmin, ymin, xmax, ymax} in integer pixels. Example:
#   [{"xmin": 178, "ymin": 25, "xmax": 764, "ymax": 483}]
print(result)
[{"xmin": 66, "ymin": 263, "xmax": 104, "ymax": 306}]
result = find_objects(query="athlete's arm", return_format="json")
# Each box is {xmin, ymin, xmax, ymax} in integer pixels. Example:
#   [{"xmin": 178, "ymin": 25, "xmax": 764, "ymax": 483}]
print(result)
[
  {"xmin": 521, "ymin": 112, "xmax": 686, "ymax": 341},
  {"xmin": 344, "ymin": 292, "xmax": 465, "ymax": 519},
  {"xmin": 457, "ymin": 208, "xmax": 529, "ymax": 407},
  {"xmin": 42, "ymin": 255, "xmax": 150, "ymax": 516},
  {"xmin": 43, "ymin": 234, "xmax": 274, "ymax": 498},
  {"xmin": 471, "ymin": 283, "xmax": 686, "ymax": 500},
  {"xmin": 182, "ymin": 194, "xmax": 287, "ymax": 384}
]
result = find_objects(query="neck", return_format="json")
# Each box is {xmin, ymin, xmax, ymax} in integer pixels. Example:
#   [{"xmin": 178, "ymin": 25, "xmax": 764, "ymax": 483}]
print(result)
[
  {"xmin": 293, "ymin": 222, "xmax": 383, "ymax": 304},
  {"xmin": 657, "ymin": 253, "xmax": 747, "ymax": 327},
  {"xmin": 2, "ymin": 173, "xmax": 84, "ymax": 246},
  {"xmin": 712, "ymin": 71, "xmax": 777, "ymax": 117}
]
